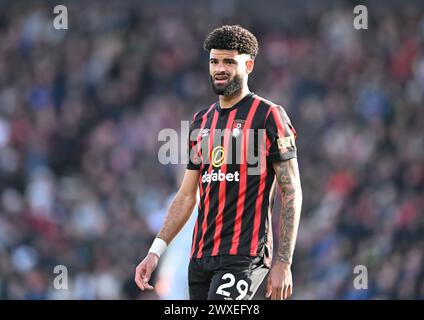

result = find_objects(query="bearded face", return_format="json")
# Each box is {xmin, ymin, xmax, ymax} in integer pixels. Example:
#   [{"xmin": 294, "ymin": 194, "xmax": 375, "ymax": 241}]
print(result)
[
  {"xmin": 209, "ymin": 49, "xmax": 253, "ymax": 97},
  {"xmin": 210, "ymin": 73, "xmax": 243, "ymax": 96}
]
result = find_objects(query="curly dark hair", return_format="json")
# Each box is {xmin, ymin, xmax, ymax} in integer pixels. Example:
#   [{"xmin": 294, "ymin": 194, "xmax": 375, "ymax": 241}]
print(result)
[{"xmin": 203, "ymin": 25, "xmax": 259, "ymax": 59}]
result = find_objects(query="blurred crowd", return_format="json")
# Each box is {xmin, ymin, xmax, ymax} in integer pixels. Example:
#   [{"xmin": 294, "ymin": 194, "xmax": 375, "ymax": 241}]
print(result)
[{"xmin": 0, "ymin": 0, "xmax": 423, "ymax": 299}]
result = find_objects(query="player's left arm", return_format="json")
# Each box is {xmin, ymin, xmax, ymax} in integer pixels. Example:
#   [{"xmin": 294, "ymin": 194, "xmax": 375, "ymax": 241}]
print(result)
[{"xmin": 266, "ymin": 158, "xmax": 303, "ymax": 300}]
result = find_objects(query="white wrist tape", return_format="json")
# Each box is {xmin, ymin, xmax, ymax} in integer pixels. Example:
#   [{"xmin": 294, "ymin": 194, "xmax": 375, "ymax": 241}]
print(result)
[{"xmin": 148, "ymin": 238, "xmax": 167, "ymax": 258}]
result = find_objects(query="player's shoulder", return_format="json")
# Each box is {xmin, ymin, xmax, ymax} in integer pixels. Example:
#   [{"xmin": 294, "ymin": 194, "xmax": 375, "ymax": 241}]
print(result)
[
  {"xmin": 253, "ymin": 94, "xmax": 288, "ymax": 117},
  {"xmin": 190, "ymin": 102, "xmax": 217, "ymax": 123}
]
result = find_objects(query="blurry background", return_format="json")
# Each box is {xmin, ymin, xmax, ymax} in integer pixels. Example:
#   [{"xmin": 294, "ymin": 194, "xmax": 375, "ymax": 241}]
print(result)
[{"xmin": 0, "ymin": 0, "xmax": 423, "ymax": 299}]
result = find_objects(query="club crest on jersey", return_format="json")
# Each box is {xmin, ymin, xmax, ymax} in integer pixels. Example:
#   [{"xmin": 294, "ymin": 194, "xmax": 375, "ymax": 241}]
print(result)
[{"xmin": 231, "ymin": 120, "xmax": 245, "ymax": 138}]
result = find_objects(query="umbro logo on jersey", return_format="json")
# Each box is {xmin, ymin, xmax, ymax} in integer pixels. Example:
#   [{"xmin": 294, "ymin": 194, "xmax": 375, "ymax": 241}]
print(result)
[{"xmin": 200, "ymin": 129, "xmax": 210, "ymax": 137}]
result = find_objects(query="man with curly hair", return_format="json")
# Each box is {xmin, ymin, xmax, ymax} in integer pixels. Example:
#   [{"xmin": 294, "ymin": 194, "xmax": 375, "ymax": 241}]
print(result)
[{"xmin": 135, "ymin": 25, "xmax": 303, "ymax": 300}]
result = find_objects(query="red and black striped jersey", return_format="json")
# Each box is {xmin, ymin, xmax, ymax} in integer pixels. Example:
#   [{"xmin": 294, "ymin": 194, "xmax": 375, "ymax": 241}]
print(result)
[{"xmin": 187, "ymin": 92, "xmax": 297, "ymax": 267}]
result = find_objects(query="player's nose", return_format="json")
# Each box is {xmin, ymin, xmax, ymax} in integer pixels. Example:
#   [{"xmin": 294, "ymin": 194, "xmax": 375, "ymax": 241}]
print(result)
[{"xmin": 214, "ymin": 63, "xmax": 227, "ymax": 73}]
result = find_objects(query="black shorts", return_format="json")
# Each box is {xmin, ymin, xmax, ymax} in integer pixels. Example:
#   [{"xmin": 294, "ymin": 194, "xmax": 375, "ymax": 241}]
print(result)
[{"xmin": 188, "ymin": 255, "xmax": 269, "ymax": 300}]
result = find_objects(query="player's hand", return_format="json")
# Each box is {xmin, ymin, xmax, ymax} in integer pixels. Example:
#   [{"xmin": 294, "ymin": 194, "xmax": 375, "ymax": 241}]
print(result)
[
  {"xmin": 135, "ymin": 253, "xmax": 159, "ymax": 291},
  {"xmin": 266, "ymin": 261, "xmax": 293, "ymax": 300}
]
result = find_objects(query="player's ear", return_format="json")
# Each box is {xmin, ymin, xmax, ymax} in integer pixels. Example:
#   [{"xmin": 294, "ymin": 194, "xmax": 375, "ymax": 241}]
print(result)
[{"xmin": 246, "ymin": 58, "xmax": 254, "ymax": 75}]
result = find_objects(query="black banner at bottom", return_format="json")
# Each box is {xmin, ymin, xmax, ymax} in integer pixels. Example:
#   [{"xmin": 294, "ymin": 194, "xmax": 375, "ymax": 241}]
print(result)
[{"xmin": 0, "ymin": 299, "xmax": 416, "ymax": 319}]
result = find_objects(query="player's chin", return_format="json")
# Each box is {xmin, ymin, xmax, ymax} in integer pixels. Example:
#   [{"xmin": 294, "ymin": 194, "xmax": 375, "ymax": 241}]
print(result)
[
  {"xmin": 212, "ymin": 85, "xmax": 227, "ymax": 95},
  {"xmin": 213, "ymin": 81, "xmax": 229, "ymax": 89}
]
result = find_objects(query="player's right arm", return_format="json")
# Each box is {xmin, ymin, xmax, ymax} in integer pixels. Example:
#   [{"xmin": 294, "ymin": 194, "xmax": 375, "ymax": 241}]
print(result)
[{"xmin": 135, "ymin": 169, "xmax": 199, "ymax": 291}]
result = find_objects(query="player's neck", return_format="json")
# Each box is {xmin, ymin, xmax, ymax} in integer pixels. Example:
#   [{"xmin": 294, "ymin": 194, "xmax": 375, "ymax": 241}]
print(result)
[{"xmin": 219, "ymin": 87, "xmax": 251, "ymax": 109}]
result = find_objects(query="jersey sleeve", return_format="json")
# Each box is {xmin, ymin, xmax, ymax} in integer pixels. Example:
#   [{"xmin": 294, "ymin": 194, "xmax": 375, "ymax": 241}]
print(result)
[
  {"xmin": 186, "ymin": 112, "xmax": 201, "ymax": 170},
  {"xmin": 265, "ymin": 105, "xmax": 297, "ymax": 162}
]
